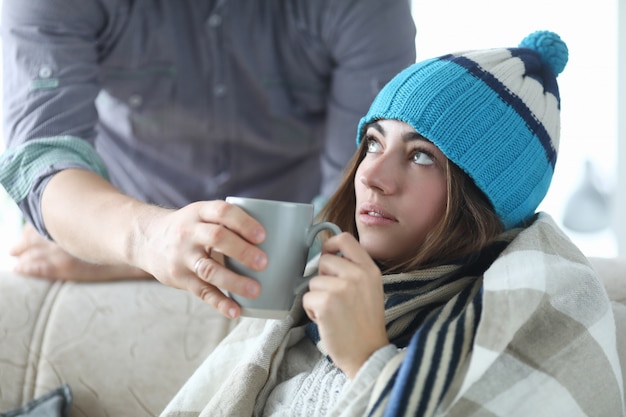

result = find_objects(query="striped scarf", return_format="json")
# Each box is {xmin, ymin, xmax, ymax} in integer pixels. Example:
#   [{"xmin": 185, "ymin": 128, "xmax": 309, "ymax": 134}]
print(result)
[{"xmin": 305, "ymin": 235, "xmax": 514, "ymax": 417}]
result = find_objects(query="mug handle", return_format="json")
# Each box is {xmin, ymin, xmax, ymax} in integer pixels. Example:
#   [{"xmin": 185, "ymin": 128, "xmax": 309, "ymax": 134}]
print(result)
[{"xmin": 294, "ymin": 222, "xmax": 342, "ymax": 295}]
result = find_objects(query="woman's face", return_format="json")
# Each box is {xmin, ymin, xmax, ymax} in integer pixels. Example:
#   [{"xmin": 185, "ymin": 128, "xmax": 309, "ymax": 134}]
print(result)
[{"xmin": 354, "ymin": 120, "xmax": 448, "ymax": 263}]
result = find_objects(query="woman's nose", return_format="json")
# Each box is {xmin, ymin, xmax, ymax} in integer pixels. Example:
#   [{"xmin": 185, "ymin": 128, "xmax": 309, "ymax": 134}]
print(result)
[{"xmin": 359, "ymin": 155, "xmax": 398, "ymax": 194}]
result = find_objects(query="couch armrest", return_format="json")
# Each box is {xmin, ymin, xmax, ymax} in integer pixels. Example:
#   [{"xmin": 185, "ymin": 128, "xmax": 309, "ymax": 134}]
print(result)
[
  {"xmin": 589, "ymin": 257, "xmax": 626, "ymax": 305},
  {"xmin": 0, "ymin": 271, "xmax": 238, "ymax": 417}
]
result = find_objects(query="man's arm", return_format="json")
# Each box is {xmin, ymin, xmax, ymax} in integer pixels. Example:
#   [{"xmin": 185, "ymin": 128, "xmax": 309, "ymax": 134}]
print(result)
[
  {"xmin": 0, "ymin": 1, "xmax": 266, "ymax": 317},
  {"xmin": 1, "ymin": 0, "xmax": 108, "ymax": 234}
]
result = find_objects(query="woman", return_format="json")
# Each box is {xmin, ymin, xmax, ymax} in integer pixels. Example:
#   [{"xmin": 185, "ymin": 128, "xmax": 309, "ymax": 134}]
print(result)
[{"xmin": 162, "ymin": 31, "xmax": 624, "ymax": 416}]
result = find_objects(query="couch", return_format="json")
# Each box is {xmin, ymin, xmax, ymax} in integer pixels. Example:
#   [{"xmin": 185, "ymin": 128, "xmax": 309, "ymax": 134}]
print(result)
[{"xmin": 1, "ymin": 257, "xmax": 625, "ymax": 417}]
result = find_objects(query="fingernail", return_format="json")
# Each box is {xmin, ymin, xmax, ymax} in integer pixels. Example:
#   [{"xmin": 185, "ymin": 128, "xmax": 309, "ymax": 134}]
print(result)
[
  {"xmin": 228, "ymin": 308, "xmax": 238, "ymax": 319},
  {"xmin": 255, "ymin": 254, "xmax": 267, "ymax": 269},
  {"xmin": 247, "ymin": 282, "xmax": 260, "ymax": 297},
  {"xmin": 254, "ymin": 227, "xmax": 266, "ymax": 243}
]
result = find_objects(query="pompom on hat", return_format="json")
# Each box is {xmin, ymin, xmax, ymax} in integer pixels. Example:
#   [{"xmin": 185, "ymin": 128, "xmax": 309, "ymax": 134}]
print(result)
[{"xmin": 357, "ymin": 30, "xmax": 568, "ymax": 230}]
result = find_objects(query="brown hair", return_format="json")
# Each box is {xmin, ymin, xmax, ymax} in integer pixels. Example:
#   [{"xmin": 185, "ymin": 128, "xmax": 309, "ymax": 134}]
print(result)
[{"xmin": 317, "ymin": 137, "xmax": 504, "ymax": 273}]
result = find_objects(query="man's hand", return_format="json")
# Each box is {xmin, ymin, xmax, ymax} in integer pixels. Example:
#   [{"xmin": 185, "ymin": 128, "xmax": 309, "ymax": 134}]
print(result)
[{"xmin": 130, "ymin": 200, "xmax": 269, "ymax": 319}]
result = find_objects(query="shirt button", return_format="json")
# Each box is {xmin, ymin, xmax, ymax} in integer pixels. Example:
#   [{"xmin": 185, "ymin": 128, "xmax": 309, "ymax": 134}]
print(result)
[
  {"xmin": 214, "ymin": 84, "xmax": 227, "ymax": 97},
  {"xmin": 128, "ymin": 94, "xmax": 143, "ymax": 107},
  {"xmin": 207, "ymin": 14, "xmax": 222, "ymax": 27},
  {"xmin": 39, "ymin": 66, "xmax": 53, "ymax": 79}
]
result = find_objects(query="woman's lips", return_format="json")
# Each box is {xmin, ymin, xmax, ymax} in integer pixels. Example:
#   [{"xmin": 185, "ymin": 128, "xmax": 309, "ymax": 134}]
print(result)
[{"xmin": 358, "ymin": 204, "xmax": 397, "ymax": 225}]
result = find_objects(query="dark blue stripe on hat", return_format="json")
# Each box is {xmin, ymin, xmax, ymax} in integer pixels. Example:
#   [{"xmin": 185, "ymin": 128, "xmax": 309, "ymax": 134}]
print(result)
[
  {"xmin": 510, "ymin": 48, "xmax": 561, "ymax": 100},
  {"xmin": 440, "ymin": 54, "xmax": 557, "ymax": 169}
]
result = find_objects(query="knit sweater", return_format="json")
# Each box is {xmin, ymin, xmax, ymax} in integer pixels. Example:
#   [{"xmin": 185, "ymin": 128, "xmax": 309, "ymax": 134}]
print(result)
[{"xmin": 263, "ymin": 339, "xmax": 397, "ymax": 416}]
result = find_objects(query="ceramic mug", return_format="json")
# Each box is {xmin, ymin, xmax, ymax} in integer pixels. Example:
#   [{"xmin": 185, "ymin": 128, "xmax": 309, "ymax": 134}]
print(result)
[{"xmin": 225, "ymin": 196, "xmax": 341, "ymax": 319}]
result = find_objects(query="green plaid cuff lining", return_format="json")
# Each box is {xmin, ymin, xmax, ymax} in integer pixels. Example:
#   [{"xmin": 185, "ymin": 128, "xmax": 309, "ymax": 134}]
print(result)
[{"xmin": 0, "ymin": 136, "xmax": 109, "ymax": 202}]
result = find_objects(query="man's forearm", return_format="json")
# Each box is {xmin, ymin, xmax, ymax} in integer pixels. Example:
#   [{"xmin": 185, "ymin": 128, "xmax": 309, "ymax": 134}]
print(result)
[{"xmin": 40, "ymin": 168, "xmax": 166, "ymax": 268}]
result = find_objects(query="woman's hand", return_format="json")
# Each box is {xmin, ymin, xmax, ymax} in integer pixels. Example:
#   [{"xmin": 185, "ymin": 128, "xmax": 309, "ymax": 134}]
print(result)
[
  {"xmin": 131, "ymin": 200, "xmax": 268, "ymax": 319},
  {"xmin": 11, "ymin": 223, "xmax": 152, "ymax": 281},
  {"xmin": 302, "ymin": 233, "xmax": 389, "ymax": 379}
]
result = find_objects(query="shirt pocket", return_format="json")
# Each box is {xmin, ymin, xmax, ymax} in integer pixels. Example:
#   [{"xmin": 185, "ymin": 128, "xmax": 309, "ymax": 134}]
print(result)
[
  {"xmin": 100, "ymin": 65, "xmax": 176, "ymax": 107},
  {"xmin": 98, "ymin": 65, "xmax": 207, "ymax": 143},
  {"xmin": 256, "ymin": 74, "xmax": 328, "ymax": 152}
]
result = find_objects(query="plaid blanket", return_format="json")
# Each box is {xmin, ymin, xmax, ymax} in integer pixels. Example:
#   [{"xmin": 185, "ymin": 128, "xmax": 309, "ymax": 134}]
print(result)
[{"xmin": 161, "ymin": 213, "xmax": 624, "ymax": 416}]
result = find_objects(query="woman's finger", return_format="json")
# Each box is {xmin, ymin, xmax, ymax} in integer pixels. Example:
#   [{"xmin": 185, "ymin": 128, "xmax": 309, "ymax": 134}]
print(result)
[
  {"xmin": 315, "ymin": 253, "xmax": 358, "ymax": 280},
  {"xmin": 321, "ymin": 233, "xmax": 374, "ymax": 265},
  {"xmin": 317, "ymin": 233, "xmax": 379, "ymax": 278}
]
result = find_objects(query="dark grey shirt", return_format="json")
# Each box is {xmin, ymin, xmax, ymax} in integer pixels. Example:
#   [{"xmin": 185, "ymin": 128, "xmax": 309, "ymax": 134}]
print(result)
[{"xmin": 0, "ymin": 0, "xmax": 416, "ymax": 235}]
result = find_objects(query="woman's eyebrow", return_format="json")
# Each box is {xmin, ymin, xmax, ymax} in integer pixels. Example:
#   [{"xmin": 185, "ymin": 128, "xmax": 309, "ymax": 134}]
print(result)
[
  {"xmin": 402, "ymin": 131, "xmax": 428, "ymax": 143},
  {"xmin": 368, "ymin": 121, "xmax": 429, "ymax": 143},
  {"xmin": 369, "ymin": 122, "xmax": 385, "ymax": 135}
]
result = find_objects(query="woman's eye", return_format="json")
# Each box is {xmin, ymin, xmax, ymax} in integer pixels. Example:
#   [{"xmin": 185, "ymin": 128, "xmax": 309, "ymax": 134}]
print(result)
[
  {"xmin": 365, "ymin": 137, "xmax": 382, "ymax": 153},
  {"xmin": 412, "ymin": 151, "xmax": 434, "ymax": 166}
]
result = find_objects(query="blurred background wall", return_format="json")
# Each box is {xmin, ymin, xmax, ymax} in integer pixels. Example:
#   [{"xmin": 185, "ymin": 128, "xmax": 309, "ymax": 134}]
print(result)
[{"xmin": 616, "ymin": 0, "xmax": 626, "ymax": 256}]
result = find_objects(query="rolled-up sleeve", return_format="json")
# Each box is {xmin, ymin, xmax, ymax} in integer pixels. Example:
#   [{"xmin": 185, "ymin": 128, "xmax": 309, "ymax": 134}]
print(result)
[{"xmin": 0, "ymin": 0, "xmax": 114, "ymax": 235}]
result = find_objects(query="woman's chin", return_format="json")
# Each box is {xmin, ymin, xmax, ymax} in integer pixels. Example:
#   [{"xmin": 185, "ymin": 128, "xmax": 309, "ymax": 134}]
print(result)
[{"xmin": 360, "ymin": 241, "xmax": 398, "ymax": 263}]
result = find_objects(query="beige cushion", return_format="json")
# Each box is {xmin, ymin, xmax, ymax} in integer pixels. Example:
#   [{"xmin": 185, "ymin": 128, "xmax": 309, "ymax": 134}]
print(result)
[
  {"xmin": 589, "ymin": 256, "xmax": 626, "ymax": 304},
  {"xmin": 0, "ymin": 271, "xmax": 238, "ymax": 417}
]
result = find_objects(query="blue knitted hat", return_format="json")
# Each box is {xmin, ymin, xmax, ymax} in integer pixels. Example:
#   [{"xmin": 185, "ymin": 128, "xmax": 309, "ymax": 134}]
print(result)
[{"xmin": 356, "ymin": 31, "xmax": 568, "ymax": 230}]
